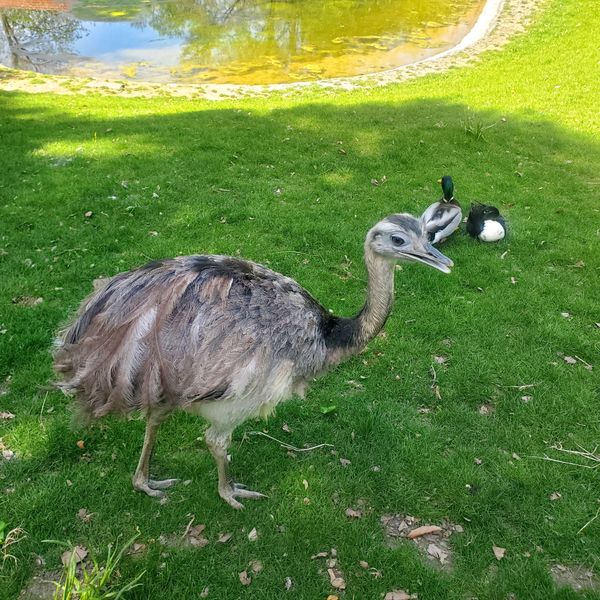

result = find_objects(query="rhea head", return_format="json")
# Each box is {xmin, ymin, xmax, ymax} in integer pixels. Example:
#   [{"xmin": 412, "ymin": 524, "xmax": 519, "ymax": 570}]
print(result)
[{"xmin": 366, "ymin": 213, "xmax": 454, "ymax": 274}]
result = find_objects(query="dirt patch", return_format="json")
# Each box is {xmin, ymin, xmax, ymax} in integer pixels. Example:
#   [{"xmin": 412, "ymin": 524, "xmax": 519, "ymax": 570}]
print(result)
[
  {"xmin": 380, "ymin": 513, "xmax": 463, "ymax": 570},
  {"xmin": 19, "ymin": 571, "xmax": 61, "ymax": 600},
  {"xmin": 550, "ymin": 563, "xmax": 600, "ymax": 592},
  {"xmin": 0, "ymin": 0, "xmax": 547, "ymax": 100}
]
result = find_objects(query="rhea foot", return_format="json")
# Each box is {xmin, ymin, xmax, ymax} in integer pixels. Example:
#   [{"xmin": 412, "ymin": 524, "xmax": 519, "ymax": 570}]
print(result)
[
  {"xmin": 219, "ymin": 482, "xmax": 267, "ymax": 510},
  {"xmin": 133, "ymin": 476, "xmax": 179, "ymax": 498}
]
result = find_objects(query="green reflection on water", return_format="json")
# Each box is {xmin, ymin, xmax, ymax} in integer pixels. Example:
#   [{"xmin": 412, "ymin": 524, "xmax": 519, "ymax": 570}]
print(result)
[{"xmin": 0, "ymin": 0, "xmax": 486, "ymax": 84}]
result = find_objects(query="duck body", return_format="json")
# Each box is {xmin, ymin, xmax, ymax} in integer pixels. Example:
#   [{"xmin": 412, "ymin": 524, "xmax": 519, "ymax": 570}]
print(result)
[
  {"xmin": 421, "ymin": 175, "xmax": 462, "ymax": 245},
  {"xmin": 466, "ymin": 203, "xmax": 506, "ymax": 242}
]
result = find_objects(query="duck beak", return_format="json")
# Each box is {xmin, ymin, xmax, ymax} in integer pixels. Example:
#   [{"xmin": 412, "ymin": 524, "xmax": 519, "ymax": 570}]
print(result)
[{"xmin": 401, "ymin": 241, "xmax": 453, "ymax": 274}]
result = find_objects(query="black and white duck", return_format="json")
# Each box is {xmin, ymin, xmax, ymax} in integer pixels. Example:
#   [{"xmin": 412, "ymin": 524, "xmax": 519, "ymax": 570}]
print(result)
[
  {"xmin": 421, "ymin": 175, "xmax": 462, "ymax": 245},
  {"xmin": 466, "ymin": 203, "xmax": 506, "ymax": 242}
]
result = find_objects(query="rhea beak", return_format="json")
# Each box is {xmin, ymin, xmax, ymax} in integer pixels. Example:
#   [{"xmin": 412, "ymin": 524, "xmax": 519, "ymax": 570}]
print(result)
[{"xmin": 400, "ymin": 241, "xmax": 453, "ymax": 274}]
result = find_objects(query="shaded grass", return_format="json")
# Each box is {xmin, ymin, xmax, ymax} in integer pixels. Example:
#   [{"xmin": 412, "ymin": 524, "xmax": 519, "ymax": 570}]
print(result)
[{"xmin": 1, "ymin": 0, "xmax": 600, "ymax": 598}]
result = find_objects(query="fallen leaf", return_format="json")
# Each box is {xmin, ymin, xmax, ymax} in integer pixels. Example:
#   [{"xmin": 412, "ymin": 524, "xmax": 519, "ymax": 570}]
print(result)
[
  {"xmin": 474, "ymin": 458, "xmax": 483, "ymax": 465},
  {"xmin": 560, "ymin": 312, "xmax": 571, "ymax": 318},
  {"xmin": 282, "ymin": 423, "xmax": 291, "ymax": 433},
  {"xmin": 492, "ymin": 545, "xmax": 506, "ymax": 560},
  {"xmin": 239, "ymin": 570, "xmax": 251, "ymax": 586},
  {"xmin": 345, "ymin": 508, "xmax": 362, "ymax": 519},
  {"xmin": 200, "ymin": 587, "xmax": 209, "ymax": 598},
  {"xmin": 77, "ymin": 508, "xmax": 94, "ymax": 523},
  {"xmin": 434, "ymin": 355, "xmax": 447, "ymax": 365},
  {"xmin": 549, "ymin": 492, "xmax": 562, "ymax": 501},
  {"xmin": 564, "ymin": 356, "xmax": 577, "ymax": 365},
  {"xmin": 427, "ymin": 543, "xmax": 448, "ymax": 564},
  {"xmin": 284, "ymin": 576, "xmax": 293, "ymax": 591},
  {"xmin": 128, "ymin": 542, "xmax": 146, "ymax": 556},
  {"xmin": 2, "ymin": 450, "xmax": 15, "ymax": 460},
  {"xmin": 249, "ymin": 559, "xmax": 263, "ymax": 574},
  {"xmin": 311, "ymin": 551, "xmax": 328, "ymax": 560},
  {"xmin": 76, "ymin": 440, "xmax": 85, "ymax": 449},
  {"xmin": 187, "ymin": 524, "xmax": 209, "ymax": 548},
  {"xmin": 12, "ymin": 296, "xmax": 43, "ymax": 307},
  {"xmin": 84, "ymin": 211, "xmax": 93, "ymax": 218},
  {"xmin": 327, "ymin": 568, "xmax": 346, "ymax": 590},
  {"xmin": 511, "ymin": 277, "xmax": 517, "ymax": 284},
  {"xmin": 521, "ymin": 395, "xmax": 533, "ymax": 403},
  {"xmin": 148, "ymin": 231, "xmax": 159, "ymax": 236},
  {"xmin": 217, "ymin": 532, "xmax": 232, "ymax": 543},
  {"xmin": 0, "ymin": 412, "xmax": 15, "ymax": 420},
  {"xmin": 407, "ymin": 525, "xmax": 443, "ymax": 539},
  {"xmin": 61, "ymin": 545, "xmax": 88, "ymax": 566},
  {"xmin": 302, "ymin": 479, "xmax": 309, "ymax": 490},
  {"xmin": 248, "ymin": 527, "xmax": 258, "ymax": 542},
  {"xmin": 479, "ymin": 403, "xmax": 494, "ymax": 416},
  {"xmin": 339, "ymin": 458, "xmax": 351, "ymax": 467},
  {"xmin": 512, "ymin": 452, "xmax": 521, "ymax": 460},
  {"xmin": 384, "ymin": 591, "xmax": 413, "ymax": 600},
  {"xmin": 326, "ymin": 596, "xmax": 339, "ymax": 600}
]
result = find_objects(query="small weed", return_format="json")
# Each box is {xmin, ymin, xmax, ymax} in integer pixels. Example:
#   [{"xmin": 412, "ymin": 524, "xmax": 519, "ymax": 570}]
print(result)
[
  {"xmin": 44, "ymin": 535, "xmax": 145, "ymax": 600},
  {"xmin": 462, "ymin": 114, "xmax": 497, "ymax": 140}
]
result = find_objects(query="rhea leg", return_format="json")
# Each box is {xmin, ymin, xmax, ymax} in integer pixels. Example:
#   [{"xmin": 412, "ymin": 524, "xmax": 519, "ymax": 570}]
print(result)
[
  {"xmin": 132, "ymin": 413, "xmax": 179, "ymax": 498},
  {"xmin": 205, "ymin": 427, "xmax": 266, "ymax": 510}
]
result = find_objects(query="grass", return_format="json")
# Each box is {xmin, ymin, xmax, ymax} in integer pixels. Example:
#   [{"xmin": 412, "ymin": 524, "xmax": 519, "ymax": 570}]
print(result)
[{"xmin": 1, "ymin": 0, "xmax": 599, "ymax": 597}]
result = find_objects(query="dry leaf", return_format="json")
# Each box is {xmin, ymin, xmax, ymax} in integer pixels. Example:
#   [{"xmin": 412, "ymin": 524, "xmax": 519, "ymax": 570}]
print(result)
[
  {"xmin": 384, "ymin": 591, "xmax": 413, "ymax": 600},
  {"xmin": 512, "ymin": 453, "xmax": 521, "ymax": 460},
  {"xmin": 2, "ymin": 449, "xmax": 15, "ymax": 460},
  {"xmin": 77, "ymin": 508, "xmax": 94, "ymax": 523},
  {"xmin": 84, "ymin": 211, "xmax": 93, "ymax": 218},
  {"xmin": 427, "ymin": 543, "xmax": 448, "ymax": 564},
  {"xmin": 492, "ymin": 545, "xmax": 506, "ymax": 560},
  {"xmin": 327, "ymin": 568, "xmax": 346, "ymax": 590},
  {"xmin": 217, "ymin": 532, "xmax": 232, "ymax": 543},
  {"xmin": 61, "ymin": 545, "xmax": 88, "ymax": 566},
  {"xmin": 76, "ymin": 440, "xmax": 85, "ymax": 449},
  {"xmin": 239, "ymin": 570, "xmax": 251, "ymax": 586},
  {"xmin": 248, "ymin": 527, "xmax": 258, "ymax": 542},
  {"xmin": 282, "ymin": 423, "xmax": 291, "ymax": 433},
  {"xmin": 339, "ymin": 458, "xmax": 351, "ymax": 467},
  {"xmin": 13, "ymin": 296, "xmax": 43, "ymax": 307},
  {"xmin": 474, "ymin": 458, "xmax": 483, "ymax": 465},
  {"xmin": 284, "ymin": 576, "xmax": 293, "ymax": 591},
  {"xmin": 479, "ymin": 403, "xmax": 494, "ymax": 416},
  {"xmin": 359, "ymin": 560, "xmax": 369, "ymax": 569},
  {"xmin": 434, "ymin": 355, "xmax": 447, "ymax": 365},
  {"xmin": 187, "ymin": 524, "xmax": 209, "ymax": 548},
  {"xmin": 326, "ymin": 596, "xmax": 339, "ymax": 600},
  {"xmin": 302, "ymin": 479, "xmax": 309, "ymax": 490},
  {"xmin": 564, "ymin": 356, "xmax": 577, "ymax": 365},
  {"xmin": 345, "ymin": 508, "xmax": 362, "ymax": 519},
  {"xmin": 511, "ymin": 277, "xmax": 517, "ymax": 284},
  {"xmin": 200, "ymin": 587, "xmax": 209, "ymax": 598},
  {"xmin": 128, "ymin": 542, "xmax": 146, "ymax": 556},
  {"xmin": 549, "ymin": 492, "xmax": 562, "ymax": 501},
  {"xmin": 311, "ymin": 551, "xmax": 328, "ymax": 560},
  {"xmin": 0, "ymin": 412, "xmax": 15, "ymax": 420},
  {"xmin": 521, "ymin": 396, "xmax": 533, "ymax": 403},
  {"xmin": 249, "ymin": 559, "xmax": 263, "ymax": 574},
  {"xmin": 560, "ymin": 312, "xmax": 571, "ymax": 318},
  {"xmin": 407, "ymin": 525, "xmax": 443, "ymax": 539}
]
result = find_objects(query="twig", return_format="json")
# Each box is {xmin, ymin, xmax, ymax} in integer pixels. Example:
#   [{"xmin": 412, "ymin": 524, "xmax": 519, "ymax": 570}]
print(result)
[
  {"xmin": 530, "ymin": 455, "xmax": 599, "ymax": 469},
  {"xmin": 247, "ymin": 431, "xmax": 333, "ymax": 452},
  {"xmin": 181, "ymin": 517, "xmax": 195, "ymax": 540},
  {"xmin": 497, "ymin": 383, "xmax": 540, "ymax": 390},
  {"xmin": 574, "ymin": 355, "xmax": 593, "ymax": 369},
  {"xmin": 550, "ymin": 443, "xmax": 600, "ymax": 462},
  {"xmin": 578, "ymin": 507, "xmax": 600, "ymax": 534}
]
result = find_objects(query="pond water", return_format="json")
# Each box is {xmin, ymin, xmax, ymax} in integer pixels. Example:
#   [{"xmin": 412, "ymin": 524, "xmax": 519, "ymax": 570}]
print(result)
[{"xmin": 0, "ymin": 0, "xmax": 486, "ymax": 85}]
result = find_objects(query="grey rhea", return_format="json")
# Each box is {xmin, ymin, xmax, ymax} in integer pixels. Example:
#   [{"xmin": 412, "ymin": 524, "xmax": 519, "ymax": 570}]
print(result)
[{"xmin": 54, "ymin": 213, "xmax": 453, "ymax": 509}]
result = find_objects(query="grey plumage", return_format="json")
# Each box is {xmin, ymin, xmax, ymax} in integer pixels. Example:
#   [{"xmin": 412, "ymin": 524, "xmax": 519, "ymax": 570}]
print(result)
[{"xmin": 54, "ymin": 214, "xmax": 453, "ymax": 508}]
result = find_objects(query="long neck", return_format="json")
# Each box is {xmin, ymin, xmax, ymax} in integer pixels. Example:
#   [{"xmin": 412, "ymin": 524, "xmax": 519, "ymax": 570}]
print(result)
[{"xmin": 324, "ymin": 244, "xmax": 395, "ymax": 357}]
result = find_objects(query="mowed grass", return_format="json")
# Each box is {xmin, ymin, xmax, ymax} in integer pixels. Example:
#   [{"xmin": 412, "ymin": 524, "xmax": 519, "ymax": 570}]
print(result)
[{"xmin": 1, "ymin": 0, "xmax": 600, "ymax": 597}]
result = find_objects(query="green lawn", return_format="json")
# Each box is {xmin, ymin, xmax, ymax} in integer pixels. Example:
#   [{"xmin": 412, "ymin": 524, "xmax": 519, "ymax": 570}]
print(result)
[{"xmin": 1, "ymin": 0, "xmax": 600, "ymax": 598}]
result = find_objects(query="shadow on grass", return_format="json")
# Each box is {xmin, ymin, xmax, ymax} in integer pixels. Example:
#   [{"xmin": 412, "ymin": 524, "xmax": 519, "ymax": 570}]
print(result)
[{"xmin": 1, "ymin": 92, "xmax": 599, "ymax": 600}]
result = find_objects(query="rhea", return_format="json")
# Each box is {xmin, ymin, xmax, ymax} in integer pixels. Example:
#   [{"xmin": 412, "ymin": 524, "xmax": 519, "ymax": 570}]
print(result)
[{"xmin": 54, "ymin": 214, "xmax": 453, "ymax": 509}]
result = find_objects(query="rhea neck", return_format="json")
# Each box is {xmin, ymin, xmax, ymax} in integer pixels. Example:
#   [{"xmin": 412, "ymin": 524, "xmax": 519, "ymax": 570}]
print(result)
[{"xmin": 324, "ymin": 241, "xmax": 395, "ymax": 356}]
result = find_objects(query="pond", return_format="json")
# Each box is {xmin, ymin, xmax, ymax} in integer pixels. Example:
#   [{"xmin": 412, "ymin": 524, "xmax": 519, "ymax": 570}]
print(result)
[{"xmin": 0, "ymin": 0, "xmax": 487, "ymax": 85}]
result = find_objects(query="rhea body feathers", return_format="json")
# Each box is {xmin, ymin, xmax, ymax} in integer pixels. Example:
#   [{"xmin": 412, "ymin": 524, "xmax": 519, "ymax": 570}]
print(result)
[{"xmin": 54, "ymin": 214, "xmax": 452, "ymax": 508}]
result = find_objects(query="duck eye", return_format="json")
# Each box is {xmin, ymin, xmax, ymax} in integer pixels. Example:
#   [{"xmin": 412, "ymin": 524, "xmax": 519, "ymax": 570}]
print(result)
[{"xmin": 391, "ymin": 234, "xmax": 405, "ymax": 246}]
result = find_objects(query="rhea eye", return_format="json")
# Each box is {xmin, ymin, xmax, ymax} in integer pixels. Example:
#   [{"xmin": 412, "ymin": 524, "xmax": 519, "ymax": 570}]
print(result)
[{"xmin": 391, "ymin": 234, "xmax": 405, "ymax": 246}]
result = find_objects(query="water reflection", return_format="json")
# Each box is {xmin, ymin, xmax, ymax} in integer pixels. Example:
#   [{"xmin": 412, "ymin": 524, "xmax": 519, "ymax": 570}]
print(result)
[{"xmin": 0, "ymin": 0, "xmax": 486, "ymax": 84}]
